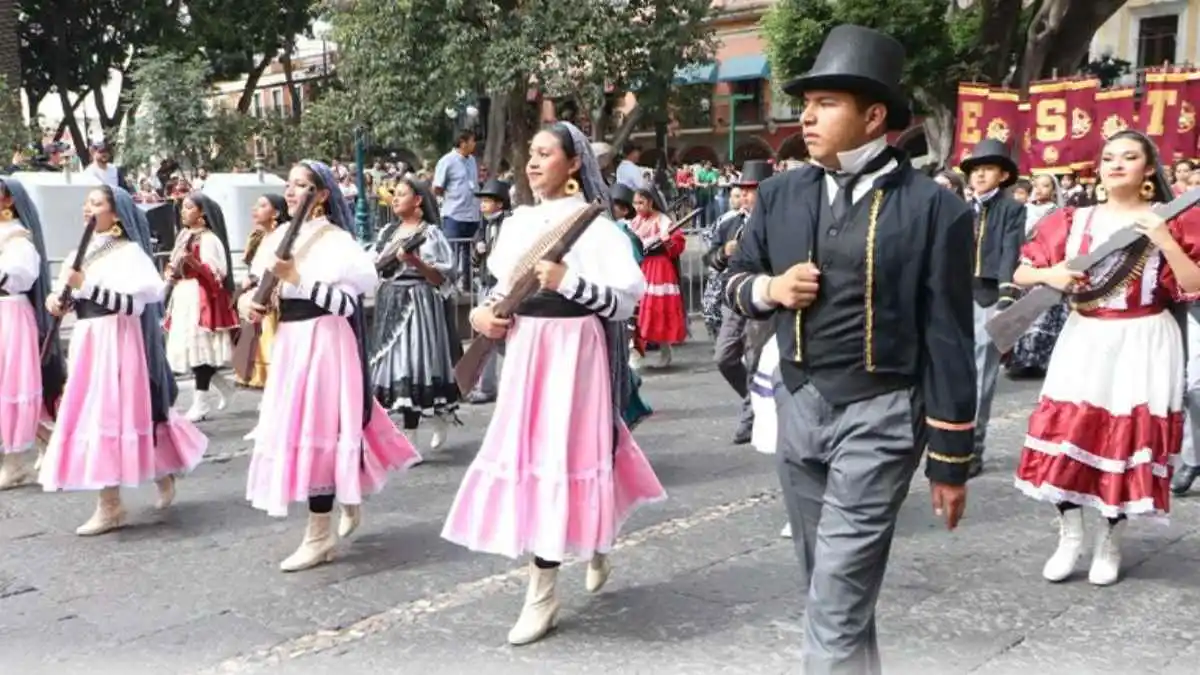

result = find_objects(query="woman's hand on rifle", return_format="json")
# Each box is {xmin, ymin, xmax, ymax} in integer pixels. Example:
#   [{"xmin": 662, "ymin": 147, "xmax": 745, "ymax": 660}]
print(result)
[
  {"xmin": 65, "ymin": 269, "xmax": 85, "ymax": 290},
  {"xmin": 534, "ymin": 260, "xmax": 567, "ymax": 291},
  {"xmin": 470, "ymin": 305, "xmax": 510, "ymax": 339},
  {"xmin": 269, "ymin": 256, "xmax": 301, "ymax": 286},
  {"xmin": 46, "ymin": 295, "xmax": 68, "ymax": 317},
  {"xmin": 247, "ymin": 301, "xmax": 269, "ymax": 323}
]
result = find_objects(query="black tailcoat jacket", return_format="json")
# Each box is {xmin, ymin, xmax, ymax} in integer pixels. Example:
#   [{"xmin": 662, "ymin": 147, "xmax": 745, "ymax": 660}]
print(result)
[
  {"xmin": 972, "ymin": 194, "xmax": 1026, "ymax": 307},
  {"xmin": 725, "ymin": 157, "xmax": 979, "ymax": 485}
]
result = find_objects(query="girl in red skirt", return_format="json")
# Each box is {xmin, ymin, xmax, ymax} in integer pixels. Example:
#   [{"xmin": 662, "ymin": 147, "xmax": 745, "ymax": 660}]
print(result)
[
  {"xmin": 630, "ymin": 188, "xmax": 686, "ymax": 368},
  {"xmin": 1013, "ymin": 130, "xmax": 1200, "ymax": 586}
]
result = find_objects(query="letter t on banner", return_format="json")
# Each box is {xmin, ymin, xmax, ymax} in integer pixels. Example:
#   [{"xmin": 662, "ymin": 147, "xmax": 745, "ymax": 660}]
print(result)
[{"xmin": 1140, "ymin": 68, "xmax": 1186, "ymax": 160}]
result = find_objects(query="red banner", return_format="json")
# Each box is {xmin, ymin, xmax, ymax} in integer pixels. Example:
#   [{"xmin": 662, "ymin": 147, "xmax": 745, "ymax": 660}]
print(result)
[
  {"xmin": 1026, "ymin": 80, "xmax": 1100, "ymax": 172},
  {"xmin": 952, "ymin": 84, "xmax": 991, "ymax": 165},
  {"xmin": 1140, "ymin": 69, "xmax": 1189, "ymax": 159}
]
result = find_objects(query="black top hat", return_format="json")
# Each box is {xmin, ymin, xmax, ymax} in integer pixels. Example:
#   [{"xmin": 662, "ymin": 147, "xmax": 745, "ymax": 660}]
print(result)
[
  {"xmin": 475, "ymin": 178, "xmax": 512, "ymax": 208},
  {"xmin": 737, "ymin": 160, "xmax": 774, "ymax": 187},
  {"xmin": 611, "ymin": 183, "xmax": 636, "ymax": 208},
  {"xmin": 782, "ymin": 25, "xmax": 911, "ymax": 131},
  {"xmin": 959, "ymin": 139, "xmax": 1019, "ymax": 188}
]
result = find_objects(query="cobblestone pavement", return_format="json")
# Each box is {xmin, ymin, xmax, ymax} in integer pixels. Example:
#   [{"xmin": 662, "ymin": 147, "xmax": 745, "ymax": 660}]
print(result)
[{"xmin": 3, "ymin": 340, "xmax": 1199, "ymax": 675}]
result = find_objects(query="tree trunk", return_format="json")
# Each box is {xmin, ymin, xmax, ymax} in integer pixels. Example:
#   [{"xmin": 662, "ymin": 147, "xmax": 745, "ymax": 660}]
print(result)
[
  {"xmin": 281, "ymin": 41, "xmax": 302, "ymax": 122},
  {"xmin": 56, "ymin": 88, "xmax": 87, "ymax": 163},
  {"xmin": 482, "ymin": 86, "xmax": 511, "ymax": 178},
  {"xmin": 236, "ymin": 53, "xmax": 276, "ymax": 114},
  {"xmin": 1018, "ymin": 0, "xmax": 1128, "ymax": 93},
  {"xmin": 976, "ymin": 0, "xmax": 1024, "ymax": 84},
  {"xmin": 0, "ymin": 0, "xmax": 19, "ymax": 96},
  {"xmin": 609, "ymin": 103, "xmax": 643, "ymax": 151},
  {"xmin": 507, "ymin": 89, "xmax": 535, "ymax": 206},
  {"xmin": 916, "ymin": 93, "xmax": 955, "ymax": 167}
]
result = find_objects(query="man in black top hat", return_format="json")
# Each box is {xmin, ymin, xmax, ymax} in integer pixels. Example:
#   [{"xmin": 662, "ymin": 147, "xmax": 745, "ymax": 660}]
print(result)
[
  {"xmin": 465, "ymin": 178, "xmax": 513, "ymax": 404},
  {"xmin": 959, "ymin": 139, "xmax": 1025, "ymax": 478},
  {"xmin": 725, "ymin": 25, "xmax": 976, "ymax": 674},
  {"xmin": 707, "ymin": 159, "xmax": 774, "ymax": 444}
]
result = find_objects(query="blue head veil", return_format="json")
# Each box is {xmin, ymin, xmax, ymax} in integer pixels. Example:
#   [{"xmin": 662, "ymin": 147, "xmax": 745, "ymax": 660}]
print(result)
[
  {"xmin": 0, "ymin": 177, "xmax": 67, "ymax": 410},
  {"xmin": 296, "ymin": 161, "xmax": 374, "ymax": 428},
  {"xmin": 108, "ymin": 186, "xmax": 178, "ymax": 423}
]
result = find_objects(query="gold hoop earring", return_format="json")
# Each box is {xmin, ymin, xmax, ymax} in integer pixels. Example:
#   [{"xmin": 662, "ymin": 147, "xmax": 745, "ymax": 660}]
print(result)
[
  {"xmin": 564, "ymin": 179, "xmax": 580, "ymax": 196},
  {"xmin": 1094, "ymin": 185, "xmax": 1108, "ymax": 203},
  {"xmin": 0, "ymin": 208, "xmax": 13, "ymax": 221},
  {"xmin": 311, "ymin": 202, "xmax": 326, "ymax": 219},
  {"xmin": 105, "ymin": 220, "xmax": 123, "ymax": 238},
  {"xmin": 1140, "ymin": 180, "xmax": 1157, "ymax": 201}
]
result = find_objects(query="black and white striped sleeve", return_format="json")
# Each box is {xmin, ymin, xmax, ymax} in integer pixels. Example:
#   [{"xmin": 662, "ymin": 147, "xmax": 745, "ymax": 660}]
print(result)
[
  {"xmin": 297, "ymin": 279, "xmax": 359, "ymax": 317},
  {"xmin": 80, "ymin": 284, "xmax": 143, "ymax": 315},
  {"xmin": 556, "ymin": 269, "xmax": 634, "ymax": 320}
]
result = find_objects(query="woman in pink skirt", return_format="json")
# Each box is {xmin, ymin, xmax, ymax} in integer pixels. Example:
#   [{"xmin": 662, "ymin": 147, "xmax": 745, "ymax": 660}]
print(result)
[
  {"xmin": 442, "ymin": 122, "xmax": 666, "ymax": 646},
  {"xmin": 38, "ymin": 186, "xmax": 208, "ymax": 535},
  {"xmin": 240, "ymin": 160, "xmax": 420, "ymax": 572},
  {"xmin": 0, "ymin": 177, "xmax": 66, "ymax": 489}
]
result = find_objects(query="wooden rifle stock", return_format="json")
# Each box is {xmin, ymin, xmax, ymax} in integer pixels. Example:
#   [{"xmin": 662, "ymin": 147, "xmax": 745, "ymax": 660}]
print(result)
[
  {"xmin": 231, "ymin": 191, "xmax": 317, "ymax": 380},
  {"xmin": 375, "ymin": 224, "xmax": 429, "ymax": 275},
  {"xmin": 453, "ymin": 202, "xmax": 604, "ymax": 395},
  {"xmin": 42, "ymin": 216, "xmax": 96, "ymax": 361},
  {"xmin": 643, "ymin": 207, "xmax": 702, "ymax": 256}
]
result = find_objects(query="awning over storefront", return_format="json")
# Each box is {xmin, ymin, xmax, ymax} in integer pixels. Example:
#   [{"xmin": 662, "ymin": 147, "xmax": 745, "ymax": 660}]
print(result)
[
  {"xmin": 717, "ymin": 54, "xmax": 770, "ymax": 82},
  {"xmin": 673, "ymin": 63, "xmax": 718, "ymax": 86}
]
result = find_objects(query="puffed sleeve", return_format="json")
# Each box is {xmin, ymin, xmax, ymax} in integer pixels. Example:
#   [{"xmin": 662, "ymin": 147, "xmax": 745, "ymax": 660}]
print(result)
[
  {"xmin": 293, "ymin": 230, "xmax": 378, "ymax": 317},
  {"xmin": 0, "ymin": 231, "xmax": 41, "ymax": 294},
  {"xmin": 1019, "ymin": 207, "xmax": 1073, "ymax": 270},
  {"xmin": 419, "ymin": 225, "xmax": 456, "ymax": 278},
  {"xmin": 557, "ymin": 216, "xmax": 646, "ymax": 321},
  {"xmin": 1159, "ymin": 209, "xmax": 1200, "ymax": 302},
  {"xmin": 74, "ymin": 243, "xmax": 165, "ymax": 317}
]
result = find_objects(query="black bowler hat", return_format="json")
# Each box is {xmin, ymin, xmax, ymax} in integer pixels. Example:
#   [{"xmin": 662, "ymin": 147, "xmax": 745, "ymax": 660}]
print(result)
[
  {"xmin": 611, "ymin": 183, "xmax": 636, "ymax": 209},
  {"xmin": 959, "ymin": 139, "xmax": 1019, "ymax": 188},
  {"xmin": 474, "ymin": 178, "xmax": 512, "ymax": 210},
  {"xmin": 737, "ymin": 160, "xmax": 774, "ymax": 187},
  {"xmin": 782, "ymin": 24, "xmax": 911, "ymax": 131}
]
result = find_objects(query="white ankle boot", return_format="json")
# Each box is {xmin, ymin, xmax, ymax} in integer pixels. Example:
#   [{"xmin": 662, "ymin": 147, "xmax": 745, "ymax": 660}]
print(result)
[
  {"xmin": 1089, "ymin": 519, "xmax": 1124, "ymax": 586},
  {"xmin": 508, "ymin": 562, "xmax": 561, "ymax": 645},
  {"xmin": 76, "ymin": 488, "xmax": 126, "ymax": 536},
  {"xmin": 210, "ymin": 376, "xmax": 230, "ymax": 411},
  {"xmin": 338, "ymin": 504, "xmax": 362, "ymax": 538},
  {"xmin": 185, "ymin": 390, "xmax": 214, "ymax": 422},
  {"xmin": 155, "ymin": 475, "xmax": 176, "ymax": 509},
  {"xmin": 429, "ymin": 415, "xmax": 449, "ymax": 450},
  {"xmin": 585, "ymin": 553, "xmax": 612, "ymax": 593},
  {"xmin": 280, "ymin": 513, "xmax": 337, "ymax": 572},
  {"xmin": 1042, "ymin": 508, "xmax": 1085, "ymax": 582},
  {"xmin": 0, "ymin": 452, "xmax": 35, "ymax": 490}
]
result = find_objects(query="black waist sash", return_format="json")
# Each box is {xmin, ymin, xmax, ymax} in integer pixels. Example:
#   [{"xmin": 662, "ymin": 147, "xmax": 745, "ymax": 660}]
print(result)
[
  {"xmin": 514, "ymin": 290, "xmax": 593, "ymax": 318},
  {"xmin": 75, "ymin": 298, "xmax": 116, "ymax": 320},
  {"xmin": 279, "ymin": 298, "xmax": 331, "ymax": 322}
]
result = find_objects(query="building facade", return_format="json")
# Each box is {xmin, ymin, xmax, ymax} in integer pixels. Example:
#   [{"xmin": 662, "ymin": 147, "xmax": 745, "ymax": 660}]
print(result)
[
  {"xmin": 618, "ymin": 0, "xmax": 926, "ymax": 167},
  {"xmin": 1090, "ymin": 0, "xmax": 1199, "ymax": 69}
]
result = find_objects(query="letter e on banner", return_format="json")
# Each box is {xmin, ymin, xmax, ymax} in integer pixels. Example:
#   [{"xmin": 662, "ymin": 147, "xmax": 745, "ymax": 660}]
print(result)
[{"xmin": 952, "ymin": 84, "xmax": 990, "ymax": 163}]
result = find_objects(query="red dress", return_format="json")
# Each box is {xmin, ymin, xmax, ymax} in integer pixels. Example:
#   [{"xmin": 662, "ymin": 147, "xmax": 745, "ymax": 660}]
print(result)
[
  {"xmin": 632, "ymin": 213, "xmax": 687, "ymax": 345},
  {"xmin": 163, "ymin": 234, "xmax": 238, "ymax": 332},
  {"xmin": 1014, "ymin": 206, "xmax": 1200, "ymax": 519}
]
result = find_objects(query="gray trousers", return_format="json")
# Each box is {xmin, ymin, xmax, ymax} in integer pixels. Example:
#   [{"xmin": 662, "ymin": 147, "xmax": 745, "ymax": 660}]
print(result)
[
  {"xmin": 776, "ymin": 383, "xmax": 924, "ymax": 675},
  {"xmin": 714, "ymin": 307, "xmax": 770, "ymax": 424},
  {"xmin": 973, "ymin": 301, "xmax": 1001, "ymax": 456}
]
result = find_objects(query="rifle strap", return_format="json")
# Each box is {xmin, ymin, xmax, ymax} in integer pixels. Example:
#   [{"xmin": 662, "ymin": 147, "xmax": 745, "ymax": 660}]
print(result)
[{"xmin": 265, "ymin": 224, "xmax": 338, "ymax": 309}]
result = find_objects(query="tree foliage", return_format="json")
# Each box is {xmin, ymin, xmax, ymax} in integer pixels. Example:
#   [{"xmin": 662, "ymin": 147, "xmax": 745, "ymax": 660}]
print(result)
[
  {"xmin": 327, "ymin": 0, "xmax": 715, "ymax": 200},
  {"xmin": 16, "ymin": 0, "xmax": 317, "ymax": 159},
  {"xmin": 0, "ymin": 75, "xmax": 30, "ymax": 156},
  {"xmin": 121, "ymin": 49, "xmax": 257, "ymax": 175}
]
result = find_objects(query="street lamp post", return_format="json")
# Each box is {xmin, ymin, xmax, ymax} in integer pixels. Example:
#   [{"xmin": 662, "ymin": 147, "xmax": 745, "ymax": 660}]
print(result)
[{"xmin": 353, "ymin": 125, "xmax": 372, "ymax": 243}]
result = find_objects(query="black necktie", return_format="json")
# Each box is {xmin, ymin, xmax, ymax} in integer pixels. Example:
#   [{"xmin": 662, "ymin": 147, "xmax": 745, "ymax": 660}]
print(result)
[{"xmin": 828, "ymin": 150, "xmax": 894, "ymax": 221}]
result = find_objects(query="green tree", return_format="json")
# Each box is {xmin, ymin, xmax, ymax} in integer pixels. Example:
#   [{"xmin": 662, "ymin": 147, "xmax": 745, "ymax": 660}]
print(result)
[
  {"xmin": 0, "ymin": 75, "xmax": 29, "ymax": 158},
  {"xmin": 121, "ymin": 49, "xmax": 257, "ymax": 175},
  {"xmin": 327, "ymin": 0, "xmax": 715, "ymax": 202}
]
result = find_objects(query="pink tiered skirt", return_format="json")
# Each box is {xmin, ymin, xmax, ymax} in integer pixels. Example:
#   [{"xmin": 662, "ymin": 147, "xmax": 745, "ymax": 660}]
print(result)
[
  {"xmin": 39, "ymin": 314, "xmax": 208, "ymax": 491},
  {"xmin": 441, "ymin": 315, "xmax": 666, "ymax": 561},
  {"xmin": 246, "ymin": 315, "xmax": 421, "ymax": 517},
  {"xmin": 0, "ymin": 297, "xmax": 43, "ymax": 454}
]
